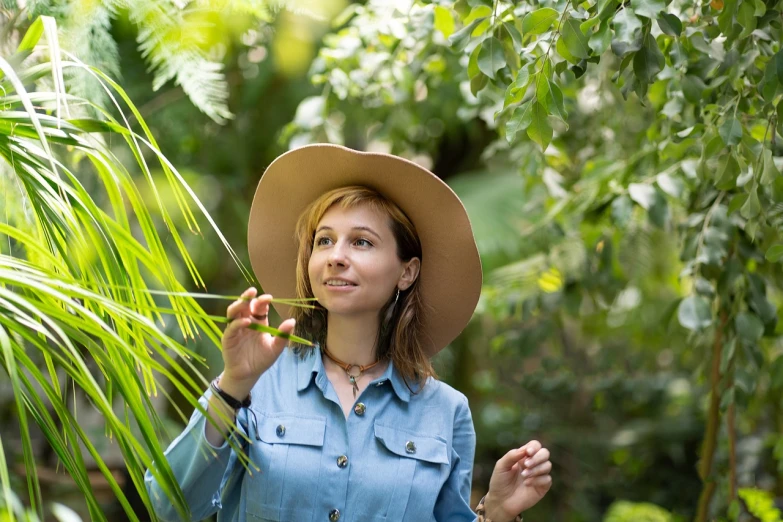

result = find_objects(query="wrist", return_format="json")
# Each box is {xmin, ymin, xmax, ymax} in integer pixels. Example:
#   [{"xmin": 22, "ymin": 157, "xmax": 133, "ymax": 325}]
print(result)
[
  {"xmin": 479, "ymin": 492, "xmax": 522, "ymax": 522},
  {"xmin": 216, "ymin": 373, "xmax": 254, "ymax": 401}
]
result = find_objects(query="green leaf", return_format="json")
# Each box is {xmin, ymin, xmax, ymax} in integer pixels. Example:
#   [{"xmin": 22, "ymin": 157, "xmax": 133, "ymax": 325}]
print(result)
[
  {"xmin": 589, "ymin": 23, "xmax": 612, "ymax": 54},
  {"xmin": 656, "ymin": 173, "xmax": 684, "ymax": 198},
  {"xmin": 478, "ymin": 37, "xmax": 507, "ymax": 79},
  {"xmin": 631, "ymin": 0, "xmax": 666, "ymax": 18},
  {"xmin": 522, "ymin": 8, "xmax": 559, "ymax": 35},
  {"xmin": 657, "ymin": 13, "xmax": 683, "ymax": 36},
  {"xmin": 716, "ymin": 153, "xmax": 740, "ymax": 190},
  {"xmin": 682, "ymin": 75, "xmax": 707, "ymax": 103},
  {"xmin": 505, "ymin": 100, "xmax": 534, "ymax": 143},
  {"xmin": 468, "ymin": 44, "xmax": 482, "ymax": 79},
  {"xmin": 470, "ymin": 73, "xmax": 489, "ymax": 95},
  {"xmin": 765, "ymin": 244, "xmax": 783, "ymax": 262},
  {"xmin": 740, "ymin": 185, "xmax": 761, "ymax": 219},
  {"xmin": 557, "ymin": 33, "xmax": 580, "ymax": 64},
  {"xmin": 633, "ymin": 33, "xmax": 664, "ymax": 84},
  {"xmin": 503, "ymin": 22, "xmax": 523, "ymax": 52},
  {"xmin": 628, "ymin": 183, "xmax": 656, "ymax": 209},
  {"xmin": 720, "ymin": 338, "xmax": 736, "ymax": 374},
  {"xmin": 561, "ymin": 15, "xmax": 591, "ymax": 59},
  {"xmin": 737, "ymin": 1, "xmax": 757, "ymax": 39},
  {"xmin": 776, "ymin": 50, "xmax": 783, "ymax": 86},
  {"xmin": 449, "ymin": 19, "xmax": 482, "ymax": 51},
  {"xmin": 735, "ymin": 312, "xmax": 764, "ymax": 342},
  {"xmin": 527, "ymin": 102, "xmax": 553, "ymax": 150},
  {"xmin": 504, "ymin": 66, "xmax": 533, "ymax": 107},
  {"xmin": 753, "ymin": 0, "xmax": 766, "ymax": 16},
  {"xmin": 760, "ymin": 149, "xmax": 780, "ymax": 185},
  {"xmin": 464, "ymin": 5, "xmax": 493, "ymax": 23},
  {"xmin": 720, "ymin": 117, "xmax": 743, "ymax": 146},
  {"xmin": 612, "ymin": 8, "xmax": 643, "ymax": 55},
  {"xmin": 597, "ymin": 0, "xmax": 620, "ymax": 21},
  {"xmin": 728, "ymin": 193, "xmax": 748, "ymax": 215},
  {"xmin": 677, "ymin": 295, "xmax": 713, "ymax": 331},
  {"xmin": 434, "ymin": 6, "xmax": 456, "ymax": 38},
  {"xmin": 611, "ymin": 195, "xmax": 634, "ymax": 227},
  {"xmin": 544, "ymin": 81, "xmax": 568, "ymax": 123}
]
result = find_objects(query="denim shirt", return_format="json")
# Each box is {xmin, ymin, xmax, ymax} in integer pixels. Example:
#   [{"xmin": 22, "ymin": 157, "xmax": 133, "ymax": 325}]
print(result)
[{"xmin": 144, "ymin": 347, "xmax": 478, "ymax": 522}]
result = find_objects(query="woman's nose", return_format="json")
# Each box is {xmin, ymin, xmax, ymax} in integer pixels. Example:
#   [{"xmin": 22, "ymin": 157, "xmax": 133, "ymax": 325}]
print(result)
[{"xmin": 327, "ymin": 241, "xmax": 348, "ymax": 266}]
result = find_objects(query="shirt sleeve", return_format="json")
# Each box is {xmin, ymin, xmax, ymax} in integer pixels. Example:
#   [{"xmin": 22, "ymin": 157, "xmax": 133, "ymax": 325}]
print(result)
[
  {"xmin": 143, "ymin": 390, "xmax": 249, "ymax": 522},
  {"xmin": 434, "ymin": 393, "xmax": 479, "ymax": 522}
]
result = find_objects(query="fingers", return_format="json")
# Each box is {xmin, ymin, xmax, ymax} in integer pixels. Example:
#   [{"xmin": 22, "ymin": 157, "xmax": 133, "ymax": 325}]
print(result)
[
  {"xmin": 521, "ymin": 440, "xmax": 543, "ymax": 457},
  {"xmin": 270, "ymin": 318, "xmax": 296, "ymax": 353},
  {"xmin": 226, "ymin": 287, "xmax": 257, "ymax": 321},
  {"xmin": 521, "ymin": 460, "xmax": 551, "ymax": 479},
  {"xmin": 496, "ymin": 447, "xmax": 528, "ymax": 471},
  {"xmin": 523, "ymin": 474, "xmax": 552, "ymax": 489},
  {"xmin": 249, "ymin": 294, "xmax": 273, "ymax": 323},
  {"xmin": 524, "ymin": 447, "xmax": 550, "ymax": 468}
]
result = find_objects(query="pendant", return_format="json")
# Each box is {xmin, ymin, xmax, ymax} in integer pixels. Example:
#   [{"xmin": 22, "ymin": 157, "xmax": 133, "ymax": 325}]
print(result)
[{"xmin": 347, "ymin": 368, "xmax": 360, "ymax": 398}]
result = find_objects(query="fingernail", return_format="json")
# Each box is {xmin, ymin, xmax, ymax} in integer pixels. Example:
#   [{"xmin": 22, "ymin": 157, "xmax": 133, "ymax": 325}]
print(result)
[
  {"xmin": 521, "ymin": 469, "xmax": 529, "ymax": 477},
  {"xmin": 525, "ymin": 459, "xmax": 532, "ymax": 466}
]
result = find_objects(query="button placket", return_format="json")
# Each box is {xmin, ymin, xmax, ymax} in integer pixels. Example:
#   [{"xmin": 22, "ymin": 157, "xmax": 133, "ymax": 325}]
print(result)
[
  {"xmin": 405, "ymin": 440, "xmax": 416, "ymax": 454},
  {"xmin": 275, "ymin": 424, "xmax": 285, "ymax": 437},
  {"xmin": 329, "ymin": 508, "xmax": 341, "ymax": 521},
  {"xmin": 353, "ymin": 402, "xmax": 366, "ymax": 416}
]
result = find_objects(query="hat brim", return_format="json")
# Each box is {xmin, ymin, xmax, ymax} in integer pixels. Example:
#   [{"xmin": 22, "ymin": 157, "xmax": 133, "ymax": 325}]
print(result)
[{"xmin": 247, "ymin": 144, "xmax": 482, "ymax": 356}]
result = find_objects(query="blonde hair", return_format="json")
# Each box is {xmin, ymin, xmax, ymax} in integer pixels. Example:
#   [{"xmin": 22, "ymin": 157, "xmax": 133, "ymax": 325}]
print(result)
[{"xmin": 290, "ymin": 185, "xmax": 434, "ymax": 388}]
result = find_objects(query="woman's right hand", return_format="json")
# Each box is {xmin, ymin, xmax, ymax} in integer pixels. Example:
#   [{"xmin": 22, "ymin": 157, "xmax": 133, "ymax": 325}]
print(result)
[{"xmin": 218, "ymin": 287, "xmax": 296, "ymax": 399}]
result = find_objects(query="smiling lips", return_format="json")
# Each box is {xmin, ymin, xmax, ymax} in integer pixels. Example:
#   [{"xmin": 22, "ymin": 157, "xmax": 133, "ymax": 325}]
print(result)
[{"xmin": 325, "ymin": 278, "xmax": 357, "ymax": 287}]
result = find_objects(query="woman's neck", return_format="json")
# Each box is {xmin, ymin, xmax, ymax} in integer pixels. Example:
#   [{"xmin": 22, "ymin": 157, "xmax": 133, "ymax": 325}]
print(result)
[{"xmin": 324, "ymin": 312, "xmax": 380, "ymax": 366}]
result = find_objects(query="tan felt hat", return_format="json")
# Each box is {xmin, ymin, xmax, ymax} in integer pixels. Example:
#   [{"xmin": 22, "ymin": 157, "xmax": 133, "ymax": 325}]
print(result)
[{"xmin": 247, "ymin": 144, "xmax": 482, "ymax": 356}]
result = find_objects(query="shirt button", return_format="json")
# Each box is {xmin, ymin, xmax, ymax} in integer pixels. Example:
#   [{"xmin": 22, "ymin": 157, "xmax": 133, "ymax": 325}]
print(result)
[
  {"xmin": 405, "ymin": 441, "xmax": 416, "ymax": 454},
  {"xmin": 276, "ymin": 424, "xmax": 285, "ymax": 437},
  {"xmin": 329, "ymin": 508, "xmax": 340, "ymax": 521},
  {"xmin": 337, "ymin": 455, "xmax": 348, "ymax": 468},
  {"xmin": 354, "ymin": 402, "xmax": 366, "ymax": 416}
]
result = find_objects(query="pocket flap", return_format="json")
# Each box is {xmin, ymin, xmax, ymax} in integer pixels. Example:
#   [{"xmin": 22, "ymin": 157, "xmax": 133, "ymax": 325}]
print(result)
[
  {"xmin": 374, "ymin": 422, "xmax": 449, "ymax": 465},
  {"xmin": 256, "ymin": 413, "xmax": 326, "ymax": 446}
]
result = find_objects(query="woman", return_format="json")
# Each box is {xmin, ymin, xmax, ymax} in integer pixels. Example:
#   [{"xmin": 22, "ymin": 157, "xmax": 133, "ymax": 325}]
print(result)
[{"xmin": 145, "ymin": 144, "xmax": 552, "ymax": 522}]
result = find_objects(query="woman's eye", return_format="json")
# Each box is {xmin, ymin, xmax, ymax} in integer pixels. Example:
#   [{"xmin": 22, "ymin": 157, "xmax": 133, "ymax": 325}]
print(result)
[
  {"xmin": 355, "ymin": 238, "xmax": 373, "ymax": 247},
  {"xmin": 315, "ymin": 236, "xmax": 332, "ymax": 246}
]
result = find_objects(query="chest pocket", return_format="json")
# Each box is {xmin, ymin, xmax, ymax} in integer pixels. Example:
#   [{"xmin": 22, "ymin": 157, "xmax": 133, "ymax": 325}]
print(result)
[
  {"xmin": 245, "ymin": 412, "xmax": 326, "ymax": 521},
  {"xmin": 372, "ymin": 422, "xmax": 449, "ymax": 521}
]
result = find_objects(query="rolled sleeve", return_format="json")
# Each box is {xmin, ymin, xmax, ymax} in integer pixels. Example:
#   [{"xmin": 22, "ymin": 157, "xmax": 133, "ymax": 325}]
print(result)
[
  {"xmin": 434, "ymin": 393, "xmax": 479, "ymax": 522},
  {"xmin": 144, "ymin": 391, "xmax": 248, "ymax": 522}
]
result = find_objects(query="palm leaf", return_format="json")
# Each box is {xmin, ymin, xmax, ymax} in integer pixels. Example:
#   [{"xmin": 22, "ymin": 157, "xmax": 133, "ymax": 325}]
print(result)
[{"xmin": 0, "ymin": 16, "xmax": 274, "ymax": 522}]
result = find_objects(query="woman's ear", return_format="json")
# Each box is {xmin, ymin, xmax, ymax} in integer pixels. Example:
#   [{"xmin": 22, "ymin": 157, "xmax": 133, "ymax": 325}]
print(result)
[{"xmin": 398, "ymin": 257, "xmax": 421, "ymax": 291}]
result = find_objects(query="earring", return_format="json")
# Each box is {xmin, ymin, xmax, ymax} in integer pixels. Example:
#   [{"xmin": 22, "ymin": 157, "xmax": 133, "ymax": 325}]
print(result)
[{"xmin": 395, "ymin": 288, "xmax": 400, "ymax": 304}]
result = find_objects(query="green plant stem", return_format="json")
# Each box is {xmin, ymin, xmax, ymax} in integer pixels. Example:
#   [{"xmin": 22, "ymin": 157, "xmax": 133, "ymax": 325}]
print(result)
[{"xmin": 696, "ymin": 310, "xmax": 728, "ymax": 522}]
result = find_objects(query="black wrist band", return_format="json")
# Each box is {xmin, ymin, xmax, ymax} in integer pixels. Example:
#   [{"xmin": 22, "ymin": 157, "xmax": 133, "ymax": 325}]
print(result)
[{"xmin": 210, "ymin": 378, "xmax": 251, "ymax": 409}]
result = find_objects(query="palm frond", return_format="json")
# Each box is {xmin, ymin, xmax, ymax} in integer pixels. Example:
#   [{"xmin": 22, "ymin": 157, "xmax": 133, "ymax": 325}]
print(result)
[{"xmin": 0, "ymin": 16, "xmax": 260, "ymax": 521}]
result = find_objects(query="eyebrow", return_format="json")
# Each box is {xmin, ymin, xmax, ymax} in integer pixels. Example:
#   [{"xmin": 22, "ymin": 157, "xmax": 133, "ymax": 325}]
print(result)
[{"xmin": 315, "ymin": 225, "xmax": 382, "ymax": 240}]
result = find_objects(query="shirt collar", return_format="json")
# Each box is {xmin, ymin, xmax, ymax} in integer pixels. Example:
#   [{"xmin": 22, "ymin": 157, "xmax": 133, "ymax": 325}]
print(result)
[{"xmin": 296, "ymin": 346, "xmax": 411, "ymax": 403}]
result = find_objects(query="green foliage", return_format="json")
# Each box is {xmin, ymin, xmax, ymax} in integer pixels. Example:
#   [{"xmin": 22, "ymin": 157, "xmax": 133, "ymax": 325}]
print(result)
[
  {"xmin": 739, "ymin": 488, "xmax": 783, "ymax": 522},
  {"xmin": 286, "ymin": 0, "xmax": 783, "ymax": 519},
  {"xmin": 0, "ymin": 17, "xmax": 252, "ymax": 522},
  {"xmin": 603, "ymin": 500, "xmax": 673, "ymax": 522},
  {"xmin": 3, "ymin": 0, "xmax": 307, "ymax": 123}
]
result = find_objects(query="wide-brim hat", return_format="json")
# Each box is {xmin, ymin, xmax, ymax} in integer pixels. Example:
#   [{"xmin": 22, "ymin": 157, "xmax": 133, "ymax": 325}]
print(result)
[{"xmin": 247, "ymin": 143, "xmax": 482, "ymax": 357}]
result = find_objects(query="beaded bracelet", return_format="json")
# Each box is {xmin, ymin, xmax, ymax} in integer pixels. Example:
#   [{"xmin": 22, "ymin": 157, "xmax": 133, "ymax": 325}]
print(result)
[{"xmin": 476, "ymin": 496, "xmax": 523, "ymax": 522}]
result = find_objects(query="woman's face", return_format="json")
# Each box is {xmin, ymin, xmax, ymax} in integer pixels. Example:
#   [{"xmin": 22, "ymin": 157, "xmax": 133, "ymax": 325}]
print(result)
[{"xmin": 308, "ymin": 203, "xmax": 419, "ymax": 317}]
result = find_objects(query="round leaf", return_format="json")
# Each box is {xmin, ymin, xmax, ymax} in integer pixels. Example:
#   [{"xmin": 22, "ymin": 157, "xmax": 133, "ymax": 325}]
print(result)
[
  {"xmin": 478, "ymin": 37, "xmax": 506, "ymax": 79},
  {"xmin": 735, "ymin": 312, "xmax": 764, "ymax": 342},
  {"xmin": 522, "ymin": 8, "xmax": 559, "ymax": 35},
  {"xmin": 677, "ymin": 295, "xmax": 713, "ymax": 331},
  {"xmin": 765, "ymin": 244, "xmax": 783, "ymax": 262},
  {"xmin": 527, "ymin": 102, "xmax": 553, "ymax": 150},
  {"xmin": 657, "ymin": 13, "xmax": 683, "ymax": 36},
  {"xmin": 561, "ymin": 15, "xmax": 591, "ymax": 59}
]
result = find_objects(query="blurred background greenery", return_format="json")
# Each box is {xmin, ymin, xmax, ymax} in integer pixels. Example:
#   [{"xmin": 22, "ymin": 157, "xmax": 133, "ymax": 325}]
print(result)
[{"xmin": 1, "ymin": 0, "xmax": 782, "ymax": 521}]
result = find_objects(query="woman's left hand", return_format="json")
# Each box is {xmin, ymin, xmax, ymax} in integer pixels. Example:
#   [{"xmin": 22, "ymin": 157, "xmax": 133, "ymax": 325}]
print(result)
[{"xmin": 483, "ymin": 440, "xmax": 552, "ymax": 521}]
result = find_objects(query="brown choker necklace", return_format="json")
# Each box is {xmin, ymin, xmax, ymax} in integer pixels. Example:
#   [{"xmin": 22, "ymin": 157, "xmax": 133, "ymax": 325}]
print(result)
[{"xmin": 322, "ymin": 346, "xmax": 380, "ymax": 397}]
